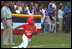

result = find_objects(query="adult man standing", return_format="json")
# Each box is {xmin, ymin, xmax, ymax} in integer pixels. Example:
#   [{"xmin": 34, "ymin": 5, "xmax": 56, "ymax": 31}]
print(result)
[
  {"xmin": 1, "ymin": 1, "xmax": 14, "ymax": 45},
  {"xmin": 63, "ymin": 3, "xmax": 71, "ymax": 33},
  {"xmin": 58, "ymin": 6, "xmax": 64, "ymax": 31}
]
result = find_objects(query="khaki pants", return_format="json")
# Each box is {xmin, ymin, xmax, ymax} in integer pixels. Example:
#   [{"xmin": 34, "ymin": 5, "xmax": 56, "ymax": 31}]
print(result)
[
  {"xmin": 2, "ymin": 19, "xmax": 13, "ymax": 44},
  {"xmin": 58, "ymin": 18, "xmax": 63, "ymax": 31}
]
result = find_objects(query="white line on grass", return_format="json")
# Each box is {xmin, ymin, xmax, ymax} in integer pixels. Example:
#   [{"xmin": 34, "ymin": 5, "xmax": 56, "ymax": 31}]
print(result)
[{"xmin": 28, "ymin": 44, "xmax": 70, "ymax": 48}]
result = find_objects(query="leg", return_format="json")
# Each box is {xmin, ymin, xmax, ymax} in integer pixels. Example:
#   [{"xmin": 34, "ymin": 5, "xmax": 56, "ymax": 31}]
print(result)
[
  {"xmin": 9, "ymin": 27, "xmax": 13, "ymax": 44},
  {"xmin": 8, "ymin": 20, "xmax": 13, "ymax": 44},
  {"xmin": 67, "ymin": 17, "xmax": 70, "ymax": 32},
  {"xmin": 58, "ymin": 18, "xmax": 63, "ymax": 31},
  {"xmin": 58, "ymin": 18, "xmax": 61, "ymax": 31},
  {"xmin": 51, "ymin": 23, "xmax": 55, "ymax": 32},
  {"xmin": 44, "ymin": 23, "xmax": 50, "ymax": 33},
  {"xmin": 62, "ymin": 18, "xmax": 65, "ymax": 31},
  {"xmin": 61, "ymin": 19, "xmax": 63, "ymax": 31},
  {"xmin": 18, "ymin": 34, "xmax": 28, "ymax": 48},
  {"xmin": 2, "ymin": 22, "xmax": 10, "ymax": 45},
  {"xmin": 4, "ymin": 20, "xmax": 13, "ymax": 44},
  {"xmin": 65, "ymin": 18, "xmax": 68, "ymax": 32}
]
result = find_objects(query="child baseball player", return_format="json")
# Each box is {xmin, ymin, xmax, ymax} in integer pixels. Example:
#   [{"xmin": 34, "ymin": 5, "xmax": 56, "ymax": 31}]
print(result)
[{"xmin": 12, "ymin": 16, "xmax": 38, "ymax": 48}]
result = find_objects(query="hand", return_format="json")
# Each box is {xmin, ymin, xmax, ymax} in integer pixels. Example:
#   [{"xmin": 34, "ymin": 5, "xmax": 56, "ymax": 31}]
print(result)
[
  {"xmin": 12, "ymin": 24, "xmax": 13, "ymax": 26},
  {"xmin": 5, "ymin": 24, "xmax": 9, "ymax": 28}
]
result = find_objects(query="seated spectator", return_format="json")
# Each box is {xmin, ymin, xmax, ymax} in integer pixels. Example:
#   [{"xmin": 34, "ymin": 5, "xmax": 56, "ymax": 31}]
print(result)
[
  {"xmin": 40, "ymin": 5, "xmax": 46, "ymax": 16},
  {"xmin": 41, "ymin": 11, "xmax": 51, "ymax": 33},
  {"xmin": 18, "ymin": 2, "xmax": 23, "ymax": 12},
  {"xmin": 33, "ymin": 3, "xmax": 39, "ymax": 11},
  {"xmin": 9, "ymin": 1, "xmax": 16, "ymax": 13},
  {"xmin": 27, "ymin": 6, "xmax": 34, "ymax": 15},
  {"xmin": 15, "ymin": 7, "xmax": 21, "ymax": 14},
  {"xmin": 14, "ymin": 2, "xmax": 19, "ymax": 10}
]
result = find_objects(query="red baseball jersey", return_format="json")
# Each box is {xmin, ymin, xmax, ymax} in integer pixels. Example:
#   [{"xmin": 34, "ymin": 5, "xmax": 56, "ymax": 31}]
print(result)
[{"xmin": 18, "ymin": 24, "xmax": 37, "ymax": 38}]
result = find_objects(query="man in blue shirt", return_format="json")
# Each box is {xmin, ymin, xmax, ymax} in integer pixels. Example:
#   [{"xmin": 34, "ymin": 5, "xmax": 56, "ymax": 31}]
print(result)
[
  {"xmin": 46, "ymin": 5, "xmax": 53, "ymax": 21},
  {"xmin": 63, "ymin": 3, "xmax": 71, "ymax": 33}
]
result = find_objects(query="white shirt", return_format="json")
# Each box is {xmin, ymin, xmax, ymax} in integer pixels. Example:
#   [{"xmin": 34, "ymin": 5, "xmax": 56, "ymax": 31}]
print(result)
[
  {"xmin": 58, "ymin": 9, "xmax": 64, "ymax": 19},
  {"xmin": 18, "ymin": 6, "xmax": 22, "ymax": 12},
  {"xmin": 15, "ymin": 10, "xmax": 21, "ymax": 14},
  {"xmin": 1, "ymin": 6, "xmax": 12, "ymax": 18},
  {"xmin": 24, "ymin": 6, "xmax": 29, "ymax": 12},
  {"xmin": 40, "ymin": 8, "xmax": 46, "ymax": 16},
  {"xmin": 41, "ymin": 17, "xmax": 45, "ymax": 23},
  {"xmin": 24, "ymin": 6, "xmax": 34, "ymax": 15},
  {"xmin": 27, "ymin": 10, "xmax": 34, "ymax": 15},
  {"xmin": 14, "ymin": 5, "xmax": 17, "ymax": 9}
]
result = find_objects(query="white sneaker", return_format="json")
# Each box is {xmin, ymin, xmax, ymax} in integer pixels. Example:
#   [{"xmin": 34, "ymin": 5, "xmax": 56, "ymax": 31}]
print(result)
[{"xmin": 12, "ymin": 46, "xmax": 18, "ymax": 48}]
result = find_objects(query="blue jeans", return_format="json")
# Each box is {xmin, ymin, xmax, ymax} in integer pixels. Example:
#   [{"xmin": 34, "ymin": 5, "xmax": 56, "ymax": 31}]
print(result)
[{"xmin": 41, "ymin": 23, "xmax": 50, "ymax": 33}]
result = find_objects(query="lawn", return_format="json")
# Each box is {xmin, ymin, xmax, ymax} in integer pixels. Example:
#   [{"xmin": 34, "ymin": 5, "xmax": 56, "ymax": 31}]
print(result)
[{"xmin": 1, "ymin": 32, "xmax": 71, "ymax": 48}]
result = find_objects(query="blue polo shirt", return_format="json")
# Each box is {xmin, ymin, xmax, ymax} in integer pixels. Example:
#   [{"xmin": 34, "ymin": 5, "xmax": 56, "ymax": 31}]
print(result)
[
  {"xmin": 46, "ymin": 8, "xmax": 53, "ymax": 16},
  {"xmin": 63, "ymin": 6, "xmax": 71, "ymax": 18}
]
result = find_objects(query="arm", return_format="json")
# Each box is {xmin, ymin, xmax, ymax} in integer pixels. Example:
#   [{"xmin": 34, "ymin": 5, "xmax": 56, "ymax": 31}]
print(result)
[
  {"xmin": 13, "ymin": 25, "xmax": 25, "ymax": 31},
  {"xmin": 1, "ymin": 8, "xmax": 9, "ymax": 28},
  {"xmin": 15, "ymin": 25, "xmax": 25, "ymax": 29}
]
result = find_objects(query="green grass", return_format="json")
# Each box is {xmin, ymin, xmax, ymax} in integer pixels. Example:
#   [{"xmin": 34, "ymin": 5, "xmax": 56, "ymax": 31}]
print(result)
[{"xmin": 1, "ymin": 32, "xmax": 71, "ymax": 48}]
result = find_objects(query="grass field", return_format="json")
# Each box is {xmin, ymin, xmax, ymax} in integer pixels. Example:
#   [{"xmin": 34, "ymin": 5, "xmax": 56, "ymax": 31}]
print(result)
[{"xmin": 1, "ymin": 32, "xmax": 71, "ymax": 48}]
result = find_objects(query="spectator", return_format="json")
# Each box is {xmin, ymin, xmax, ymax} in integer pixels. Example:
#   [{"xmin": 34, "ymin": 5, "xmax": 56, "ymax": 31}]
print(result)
[
  {"xmin": 48, "ymin": 1, "xmax": 57, "ymax": 9},
  {"xmin": 23, "ymin": 4, "xmax": 30, "ymax": 14},
  {"xmin": 59, "ymin": 2, "xmax": 63, "ymax": 6},
  {"xmin": 30, "ymin": 2, "xmax": 34, "ymax": 8},
  {"xmin": 63, "ymin": 3, "xmax": 71, "ymax": 33},
  {"xmin": 15, "ymin": 7, "xmax": 21, "ymax": 14},
  {"xmin": 14, "ymin": 2, "xmax": 19, "ymax": 10},
  {"xmin": 51, "ymin": 8, "xmax": 57, "ymax": 33},
  {"xmin": 1, "ymin": 1, "xmax": 14, "ymax": 45},
  {"xmin": 58, "ymin": 6, "xmax": 64, "ymax": 31},
  {"xmin": 41, "ymin": 11, "xmax": 51, "ymax": 33},
  {"xmin": 9, "ymin": 1, "xmax": 15, "ymax": 13},
  {"xmin": 46, "ymin": 5, "xmax": 53, "ymax": 21},
  {"xmin": 18, "ymin": 2, "xmax": 23, "ymax": 12},
  {"xmin": 40, "ymin": 5, "xmax": 46, "ymax": 16},
  {"xmin": 21, "ymin": 3, "xmax": 26, "ymax": 14},
  {"xmin": 28, "ymin": 6, "xmax": 34, "ymax": 15},
  {"xmin": 34, "ymin": 3, "xmax": 39, "ymax": 11},
  {"xmin": 13, "ymin": 2, "xmax": 22, "ymax": 13}
]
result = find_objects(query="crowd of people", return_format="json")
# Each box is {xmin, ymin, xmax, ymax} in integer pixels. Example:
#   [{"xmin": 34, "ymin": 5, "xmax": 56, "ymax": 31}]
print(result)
[{"xmin": 1, "ymin": 1, "xmax": 71, "ymax": 33}]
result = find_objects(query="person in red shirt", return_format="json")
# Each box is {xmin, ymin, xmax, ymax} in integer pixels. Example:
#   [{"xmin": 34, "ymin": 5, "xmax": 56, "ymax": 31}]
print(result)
[{"xmin": 12, "ymin": 16, "xmax": 38, "ymax": 48}]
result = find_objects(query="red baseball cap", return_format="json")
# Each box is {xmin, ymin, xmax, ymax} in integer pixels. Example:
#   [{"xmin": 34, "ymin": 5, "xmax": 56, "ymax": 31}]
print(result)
[{"xmin": 27, "ymin": 16, "xmax": 35, "ymax": 23}]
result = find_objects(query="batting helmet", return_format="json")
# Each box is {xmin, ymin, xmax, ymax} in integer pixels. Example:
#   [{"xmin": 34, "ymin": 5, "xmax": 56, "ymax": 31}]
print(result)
[{"xmin": 27, "ymin": 16, "xmax": 35, "ymax": 23}]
